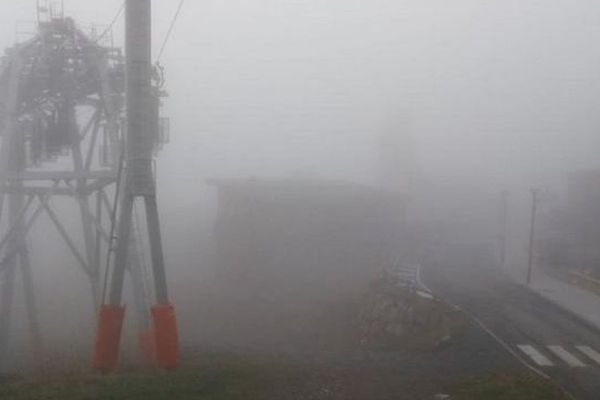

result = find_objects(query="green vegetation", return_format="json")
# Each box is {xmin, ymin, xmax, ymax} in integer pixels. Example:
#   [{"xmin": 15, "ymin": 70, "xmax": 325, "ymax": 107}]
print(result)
[
  {"xmin": 0, "ymin": 355, "xmax": 569, "ymax": 400},
  {"xmin": 0, "ymin": 354, "xmax": 291, "ymax": 400},
  {"xmin": 453, "ymin": 372, "xmax": 569, "ymax": 400}
]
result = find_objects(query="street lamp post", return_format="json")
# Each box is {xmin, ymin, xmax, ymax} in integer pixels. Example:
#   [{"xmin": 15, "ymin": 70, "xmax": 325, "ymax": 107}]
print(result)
[{"xmin": 527, "ymin": 188, "xmax": 539, "ymax": 285}]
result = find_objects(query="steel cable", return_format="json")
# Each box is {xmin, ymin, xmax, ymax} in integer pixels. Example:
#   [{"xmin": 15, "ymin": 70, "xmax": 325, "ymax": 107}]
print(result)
[
  {"xmin": 94, "ymin": 2, "xmax": 125, "ymax": 45},
  {"xmin": 156, "ymin": 0, "xmax": 185, "ymax": 62}
]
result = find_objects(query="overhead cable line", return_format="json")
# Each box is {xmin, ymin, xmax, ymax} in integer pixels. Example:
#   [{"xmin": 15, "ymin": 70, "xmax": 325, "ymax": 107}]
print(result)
[
  {"xmin": 95, "ymin": 1, "xmax": 125, "ymax": 44},
  {"xmin": 156, "ymin": 0, "xmax": 185, "ymax": 62}
]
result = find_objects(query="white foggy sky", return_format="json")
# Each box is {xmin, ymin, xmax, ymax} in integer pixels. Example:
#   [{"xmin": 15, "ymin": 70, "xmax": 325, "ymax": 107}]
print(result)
[
  {"xmin": 2, "ymin": 0, "xmax": 600, "ymax": 189},
  {"xmin": 2, "ymin": 0, "xmax": 599, "ymax": 337}
]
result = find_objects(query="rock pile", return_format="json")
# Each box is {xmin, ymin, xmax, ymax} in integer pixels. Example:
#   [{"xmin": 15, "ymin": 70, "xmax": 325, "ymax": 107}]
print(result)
[{"xmin": 358, "ymin": 269, "xmax": 468, "ymax": 352}]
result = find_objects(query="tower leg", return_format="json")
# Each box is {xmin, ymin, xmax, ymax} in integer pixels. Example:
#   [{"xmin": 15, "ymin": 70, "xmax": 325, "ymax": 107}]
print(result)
[
  {"xmin": 92, "ymin": 194, "xmax": 133, "ymax": 371},
  {"xmin": 78, "ymin": 195, "xmax": 101, "ymax": 309},
  {"xmin": 128, "ymin": 216, "xmax": 151, "ymax": 330},
  {"xmin": 108, "ymin": 194, "xmax": 134, "ymax": 305},
  {"xmin": 19, "ymin": 243, "xmax": 43, "ymax": 362},
  {"xmin": 127, "ymin": 230, "xmax": 153, "ymax": 362},
  {"xmin": 0, "ymin": 261, "xmax": 17, "ymax": 364},
  {"xmin": 144, "ymin": 196, "xmax": 168, "ymax": 304},
  {"xmin": 144, "ymin": 196, "xmax": 179, "ymax": 369},
  {"xmin": 0, "ymin": 187, "xmax": 26, "ymax": 364},
  {"xmin": 0, "ymin": 193, "xmax": 9, "ymax": 364},
  {"xmin": 94, "ymin": 190, "xmax": 103, "ymax": 307}
]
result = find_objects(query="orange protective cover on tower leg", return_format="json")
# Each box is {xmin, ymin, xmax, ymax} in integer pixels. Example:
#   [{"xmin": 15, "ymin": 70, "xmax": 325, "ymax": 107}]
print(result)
[
  {"xmin": 151, "ymin": 304, "xmax": 180, "ymax": 370},
  {"xmin": 92, "ymin": 305, "xmax": 126, "ymax": 371},
  {"xmin": 139, "ymin": 328, "xmax": 156, "ymax": 364}
]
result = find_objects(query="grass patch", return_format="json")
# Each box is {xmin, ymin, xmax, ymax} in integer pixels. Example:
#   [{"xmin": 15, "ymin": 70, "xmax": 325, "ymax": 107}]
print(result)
[
  {"xmin": 0, "ymin": 355, "xmax": 571, "ymax": 400},
  {"xmin": 452, "ymin": 372, "xmax": 569, "ymax": 400},
  {"xmin": 0, "ymin": 353, "xmax": 292, "ymax": 400}
]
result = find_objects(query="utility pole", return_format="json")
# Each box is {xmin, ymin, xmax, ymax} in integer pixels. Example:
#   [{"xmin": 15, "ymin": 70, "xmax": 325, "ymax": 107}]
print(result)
[
  {"xmin": 497, "ymin": 191, "xmax": 509, "ymax": 266},
  {"xmin": 527, "ymin": 189, "xmax": 539, "ymax": 285},
  {"xmin": 93, "ymin": 0, "xmax": 179, "ymax": 371}
]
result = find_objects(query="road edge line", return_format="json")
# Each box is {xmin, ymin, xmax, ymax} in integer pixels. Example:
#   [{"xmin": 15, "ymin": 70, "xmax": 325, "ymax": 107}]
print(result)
[{"xmin": 415, "ymin": 264, "xmax": 577, "ymax": 400}]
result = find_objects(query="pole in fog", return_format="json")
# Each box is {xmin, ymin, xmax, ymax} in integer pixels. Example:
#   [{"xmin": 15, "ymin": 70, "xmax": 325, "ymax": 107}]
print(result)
[
  {"xmin": 497, "ymin": 191, "xmax": 509, "ymax": 266},
  {"xmin": 527, "ymin": 189, "xmax": 539, "ymax": 285}
]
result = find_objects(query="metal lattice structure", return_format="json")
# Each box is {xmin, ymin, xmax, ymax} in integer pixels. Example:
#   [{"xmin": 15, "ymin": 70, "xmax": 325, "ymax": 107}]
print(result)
[
  {"xmin": 91, "ymin": 0, "xmax": 179, "ymax": 372},
  {"xmin": 0, "ymin": 13, "xmax": 163, "ymax": 365}
]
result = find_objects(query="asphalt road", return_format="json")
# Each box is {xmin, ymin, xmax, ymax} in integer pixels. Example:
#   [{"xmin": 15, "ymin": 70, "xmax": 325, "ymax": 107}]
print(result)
[{"xmin": 421, "ymin": 243, "xmax": 600, "ymax": 400}]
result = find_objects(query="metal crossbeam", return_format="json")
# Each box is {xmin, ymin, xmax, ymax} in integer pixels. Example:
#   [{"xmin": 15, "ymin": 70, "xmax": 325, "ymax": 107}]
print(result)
[{"xmin": 10, "ymin": 170, "xmax": 115, "ymax": 181}]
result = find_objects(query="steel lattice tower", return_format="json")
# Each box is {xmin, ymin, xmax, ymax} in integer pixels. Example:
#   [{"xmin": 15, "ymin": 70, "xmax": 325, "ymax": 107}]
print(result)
[{"xmin": 0, "ymin": 4, "xmax": 177, "ymax": 370}]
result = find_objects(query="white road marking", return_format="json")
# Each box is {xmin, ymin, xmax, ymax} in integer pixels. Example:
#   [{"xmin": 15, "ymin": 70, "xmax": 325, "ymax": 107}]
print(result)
[
  {"xmin": 547, "ymin": 346, "xmax": 586, "ymax": 367},
  {"xmin": 576, "ymin": 346, "xmax": 600, "ymax": 366},
  {"xmin": 518, "ymin": 345, "xmax": 554, "ymax": 367},
  {"xmin": 417, "ymin": 266, "xmax": 578, "ymax": 399},
  {"xmin": 417, "ymin": 270, "xmax": 554, "ymax": 382}
]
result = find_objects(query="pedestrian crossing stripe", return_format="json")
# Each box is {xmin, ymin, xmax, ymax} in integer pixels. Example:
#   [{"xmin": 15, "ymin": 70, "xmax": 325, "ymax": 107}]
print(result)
[
  {"xmin": 518, "ymin": 345, "xmax": 554, "ymax": 366},
  {"xmin": 518, "ymin": 344, "xmax": 600, "ymax": 368},
  {"xmin": 576, "ymin": 346, "xmax": 600, "ymax": 366},
  {"xmin": 547, "ymin": 345, "xmax": 585, "ymax": 367}
]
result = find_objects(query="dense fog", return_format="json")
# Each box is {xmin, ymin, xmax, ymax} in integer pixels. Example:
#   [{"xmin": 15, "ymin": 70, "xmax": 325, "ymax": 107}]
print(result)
[{"xmin": 1, "ymin": 0, "xmax": 600, "ymax": 372}]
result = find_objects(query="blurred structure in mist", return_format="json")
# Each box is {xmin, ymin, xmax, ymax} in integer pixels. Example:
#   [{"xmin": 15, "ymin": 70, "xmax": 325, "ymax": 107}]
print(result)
[{"xmin": 190, "ymin": 178, "xmax": 407, "ymax": 353}]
